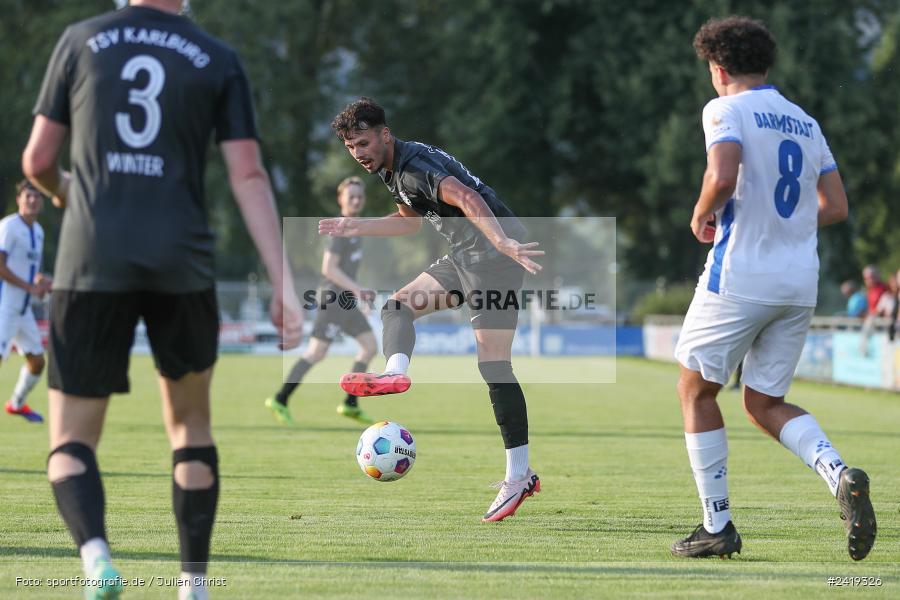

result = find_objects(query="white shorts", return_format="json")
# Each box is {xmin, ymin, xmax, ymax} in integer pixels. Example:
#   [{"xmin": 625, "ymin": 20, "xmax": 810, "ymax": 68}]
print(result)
[
  {"xmin": 674, "ymin": 289, "xmax": 813, "ymax": 397},
  {"xmin": 0, "ymin": 310, "xmax": 44, "ymax": 360}
]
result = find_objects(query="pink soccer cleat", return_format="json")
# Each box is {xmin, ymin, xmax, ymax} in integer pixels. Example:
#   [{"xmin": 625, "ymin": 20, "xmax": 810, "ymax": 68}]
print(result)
[
  {"xmin": 340, "ymin": 372, "xmax": 411, "ymax": 397},
  {"xmin": 482, "ymin": 469, "xmax": 540, "ymax": 522}
]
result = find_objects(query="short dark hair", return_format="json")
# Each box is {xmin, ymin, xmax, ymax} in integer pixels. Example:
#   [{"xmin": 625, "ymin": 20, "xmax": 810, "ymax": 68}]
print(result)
[
  {"xmin": 331, "ymin": 97, "xmax": 387, "ymax": 140},
  {"xmin": 693, "ymin": 16, "xmax": 776, "ymax": 76},
  {"xmin": 15, "ymin": 179, "xmax": 39, "ymax": 196}
]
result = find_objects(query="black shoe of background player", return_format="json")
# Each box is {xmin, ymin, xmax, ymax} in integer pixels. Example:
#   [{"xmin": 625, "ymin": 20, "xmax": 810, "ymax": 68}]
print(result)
[
  {"xmin": 836, "ymin": 467, "xmax": 876, "ymax": 561},
  {"xmin": 671, "ymin": 521, "xmax": 742, "ymax": 558}
]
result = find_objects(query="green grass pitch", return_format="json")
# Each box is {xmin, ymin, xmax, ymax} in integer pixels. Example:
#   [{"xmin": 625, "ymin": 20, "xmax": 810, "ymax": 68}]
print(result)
[{"xmin": 0, "ymin": 355, "xmax": 897, "ymax": 598}]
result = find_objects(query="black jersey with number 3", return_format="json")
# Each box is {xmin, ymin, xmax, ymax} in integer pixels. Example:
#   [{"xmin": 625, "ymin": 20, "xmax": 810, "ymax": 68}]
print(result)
[{"xmin": 34, "ymin": 6, "xmax": 258, "ymax": 293}]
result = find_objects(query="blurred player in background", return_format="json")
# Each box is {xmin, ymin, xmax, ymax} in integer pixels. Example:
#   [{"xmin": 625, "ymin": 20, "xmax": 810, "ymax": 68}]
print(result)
[
  {"xmin": 323, "ymin": 98, "xmax": 544, "ymax": 522},
  {"xmin": 266, "ymin": 176, "xmax": 377, "ymax": 426},
  {"xmin": 1, "ymin": 179, "xmax": 51, "ymax": 423},
  {"xmin": 671, "ymin": 16, "xmax": 875, "ymax": 561},
  {"xmin": 22, "ymin": 0, "xmax": 302, "ymax": 598}
]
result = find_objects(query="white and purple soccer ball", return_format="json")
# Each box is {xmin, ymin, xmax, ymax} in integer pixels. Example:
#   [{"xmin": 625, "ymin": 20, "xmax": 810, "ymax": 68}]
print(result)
[{"xmin": 356, "ymin": 421, "xmax": 416, "ymax": 482}]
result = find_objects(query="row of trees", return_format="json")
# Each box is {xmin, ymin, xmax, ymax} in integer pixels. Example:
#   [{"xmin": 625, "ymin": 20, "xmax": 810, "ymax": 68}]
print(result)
[{"xmin": 2, "ymin": 0, "xmax": 899, "ymax": 292}]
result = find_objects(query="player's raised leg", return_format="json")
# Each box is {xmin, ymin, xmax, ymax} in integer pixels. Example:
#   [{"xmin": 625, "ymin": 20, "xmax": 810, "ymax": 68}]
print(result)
[
  {"xmin": 741, "ymin": 307, "xmax": 876, "ymax": 561},
  {"xmin": 340, "ymin": 271, "xmax": 456, "ymax": 397},
  {"xmin": 476, "ymin": 329, "xmax": 540, "ymax": 522},
  {"xmin": 337, "ymin": 330, "xmax": 378, "ymax": 423},
  {"xmin": 160, "ymin": 369, "xmax": 217, "ymax": 600},
  {"xmin": 47, "ymin": 392, "xmax": 123, "ymax": 599},
  {"xmin": 670, "ymin": 366, "xmax": 742, "ymax": 558}
]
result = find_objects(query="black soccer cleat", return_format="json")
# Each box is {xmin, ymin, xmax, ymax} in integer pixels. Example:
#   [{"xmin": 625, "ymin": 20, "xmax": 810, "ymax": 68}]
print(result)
[
  {"xmin": 671, "ymin": 521, "xmax": 742, "ymax": 559},
  {"xmin": 836, "ymin": 467, "xmax": 876, "ymax": 561}
]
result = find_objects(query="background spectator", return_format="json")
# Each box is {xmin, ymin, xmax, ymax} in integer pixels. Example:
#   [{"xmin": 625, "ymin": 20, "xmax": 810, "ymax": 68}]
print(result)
[
  {"xmin": 841, "ymin": 280, "xmax": 867, "ymax": 317},
  {"xmin": 862, "ymin": 265, "xmax": 888, "ymax": 316},
  {"xmin": 889, "ymin": 269, "xmax": 900, "ymax": 342}
]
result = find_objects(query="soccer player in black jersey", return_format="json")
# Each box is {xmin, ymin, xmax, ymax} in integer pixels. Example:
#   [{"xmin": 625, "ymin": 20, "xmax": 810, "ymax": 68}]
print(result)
[
  {"xmin": 322, "ymin": 98, "xmax": 543, "ymax": 522},
  {"xmin": 266, "ymin": 176, "xmax": 378, "ymax": 426},
  {"xmin": 22, "ymin": 1, "xmax": 302, "ymax": 597}
]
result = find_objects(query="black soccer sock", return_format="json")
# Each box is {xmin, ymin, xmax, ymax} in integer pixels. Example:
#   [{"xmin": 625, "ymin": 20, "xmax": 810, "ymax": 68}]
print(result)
[
  {"xmin": 49, "ymin": 442, "xmax": 107, "ymax": 547},
  {"xmin": 172, "ymin": 446, "xmax": 219, "ymax": 574},
  {"xmin": 478, "ymin": 361, "xmax": 529, "ymax": 449},
  {"xmin": 344, "ymin": 360, "xmax": 370, "ymax": 407},
  {"xmin": 381, "ymin": 300, "xmax": 416, "ymax": 359},
  {"xmin": 276, "ymin": 358, "xmax": 314, "ymax": 406}
]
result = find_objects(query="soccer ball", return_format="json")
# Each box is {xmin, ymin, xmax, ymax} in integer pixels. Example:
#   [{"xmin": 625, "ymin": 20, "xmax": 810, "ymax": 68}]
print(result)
[{"xmin": 356, "ymin": 420, "xmax": 416, "ymax": 482}]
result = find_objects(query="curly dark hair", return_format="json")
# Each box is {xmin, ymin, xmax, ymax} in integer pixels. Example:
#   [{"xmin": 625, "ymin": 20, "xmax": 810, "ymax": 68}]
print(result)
[
  {"xmin": 15, "ymin": 179, "xmax": 39, "ymax": 196},
  {"xmin": 693, "ymin": 16, "xmax": 776, "ymax": 76},
  {"xmin": 331, "ymin": 97, "xmax": 387, "ymax": 140}
]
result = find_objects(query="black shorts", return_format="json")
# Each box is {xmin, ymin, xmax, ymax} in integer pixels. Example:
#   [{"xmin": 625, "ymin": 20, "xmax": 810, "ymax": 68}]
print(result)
[
  {"xmin": 310, "ymin": 292, "xmax": 372, "ymax": 342},
  {"xmin": 424, "ymin": 254, "xmax": 525, "ymax": 329},
  {"xmin": 48, "ymin": 288, "xmax": 219, "ymax": 397}
]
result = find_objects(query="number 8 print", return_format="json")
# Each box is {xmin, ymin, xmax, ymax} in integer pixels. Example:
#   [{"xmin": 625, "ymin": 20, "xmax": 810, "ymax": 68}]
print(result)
[
  {"xmin": 773, "ymin": 139, "xmax": 802, "ymax": 218},
  {"xmin": 115, "ymin": 54, "xmax": 165, "ymax": 149}
]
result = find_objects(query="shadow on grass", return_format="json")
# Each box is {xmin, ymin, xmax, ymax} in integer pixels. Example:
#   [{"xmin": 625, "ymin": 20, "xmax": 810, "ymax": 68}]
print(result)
[
  {"xmin": 0, "ymin": 549, "xmax": 822, "ymax": 573},
  {"xmin": 0, "ymin": 468, "xmax": 296, "ymax": 481},
  {"xmin": 0, "ymin": 546, "xmax": 298, "ymax": 564}
]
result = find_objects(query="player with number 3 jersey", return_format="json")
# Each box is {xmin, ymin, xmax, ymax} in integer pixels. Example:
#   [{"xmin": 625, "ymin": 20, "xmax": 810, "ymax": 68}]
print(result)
[
  {"xmin": 22, "ymin": 2, "xmax": 303, "ymax": 599},
  {"xmin": 671, "ymin": 16, "xmax": 875, "ymax": 562}
]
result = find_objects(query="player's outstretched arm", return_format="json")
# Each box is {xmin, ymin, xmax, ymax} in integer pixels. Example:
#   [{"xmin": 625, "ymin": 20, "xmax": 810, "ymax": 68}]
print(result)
[
  {"xmin": 690, "ymin": 141, "xmax": 741, "ymax": 242},
  {"xmin": 22, "ymin": 115, "xmax": 71, "ymax": 208},
  {"xmin": 319, "ymin": 206, "xmax": 422, "ymax": 238},
  {"xmin": 816, "ymin": 170, "xmax": 849, "ymax": 228},
  {"xmin": 221, "ymin": 139, "xmax": 303, "ymax": 349},
  {"xmin": 438, "ymin": 176, "xmax": 544, "ymax": 274}
]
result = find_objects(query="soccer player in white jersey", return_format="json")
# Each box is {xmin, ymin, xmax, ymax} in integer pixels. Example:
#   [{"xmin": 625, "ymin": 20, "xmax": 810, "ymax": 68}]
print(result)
[
  {"xmin": 670, "ymin": 17, "xmax": 876, "ymax": 560},
  {"xmin": 1, "ymin": 180, "xmax": 51, "ymax": 423}
]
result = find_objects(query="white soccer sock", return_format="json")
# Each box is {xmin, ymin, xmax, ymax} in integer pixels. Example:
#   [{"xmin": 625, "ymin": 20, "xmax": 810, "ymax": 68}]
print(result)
[
  {"xmin": 685, "ymin": 428, "xmax": 731, "ymax": 534},
  {"xmin": 384, "ymin": 353, "xmax": 410, "ymax": 375},
  {"xmin": 179, "ymin": 572, "xmax": 209, "ymax": 600},
  {"xmin": 779, "ymin": 414, "xmax": 846, "ymax": 497},
  {"xmin": 80, "ymin": 537, "xmax": 111, "ymax": 576},
  {"xmin": 505, "ymin": 444, "xmax": 529, "ymax": 482},
  {"xmin": 11, "ymin": 366, "xmax": 40, "ymax": 409}
]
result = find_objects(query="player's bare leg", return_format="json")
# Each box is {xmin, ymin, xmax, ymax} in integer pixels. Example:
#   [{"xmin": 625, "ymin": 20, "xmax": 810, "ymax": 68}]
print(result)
[
  {"xmin": 671, "ymin": 367, "xmax": 742, "ymax": 558},
  {"xmin": 267, "ymin": 337, "xmax": 330, "ymax": 425},
  {"xmin": 340, "ymin": 272, "xmax": 458, "ymax": 397},
  {"xmin": 47, "ymin": 391, "xmax": 122, "ymax": 598},
  {"xmin": 744, "ymin": 386, "xmax": 876, "ymax": 560},
  {"xmin": 475, "ymin": 329, "xmax": 539, "ymax": 522},
  {"xmin": 160, "ymin": 368, "xmax": 217, "ymax": 600}
]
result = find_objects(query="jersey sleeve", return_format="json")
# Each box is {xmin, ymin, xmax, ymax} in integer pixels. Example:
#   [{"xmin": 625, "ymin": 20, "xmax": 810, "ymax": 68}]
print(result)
[
  {"xmin": 0, "ymin": 223, "xmax": 14, "ymax": 256},
  {"xmin": 819, "ymin": 130, "xmax": 838, "ymax": 175},
  {"xmin": 33, "ymin": 26, "xmax": 75, "ymax": 125},
  {"xmin": 214, "ymin": 51, "xmax": 259, "ymax": 143},
  {"xmin": 702, "ymin": 99, "xmax": 742, "ymax": 152}
]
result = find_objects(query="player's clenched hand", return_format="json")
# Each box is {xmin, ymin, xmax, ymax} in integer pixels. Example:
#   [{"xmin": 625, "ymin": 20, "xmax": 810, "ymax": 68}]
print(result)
[
  {"xmin": 319, "ymin": 217, "xmax": 359, "ymax": 237},
  {"xmin": 33, "ymin": 274, "xmax": 53, "ymax": 298},
  {"xmin": 497, "ymin": 238, "xmax": 544, "ymax": 275},
  {"xmin": 691, "ymin": 213, "xmax": 717, "ymax": 243},
  {"xmin": 271, "ymin": 288, "xmax": 304, "ymax": 350}
]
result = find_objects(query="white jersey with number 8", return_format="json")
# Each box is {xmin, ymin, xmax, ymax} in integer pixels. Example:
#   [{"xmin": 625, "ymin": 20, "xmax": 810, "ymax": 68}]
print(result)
[{"xmin": 698, "ymin": 85, "xmax": 837, "ymax": 307}]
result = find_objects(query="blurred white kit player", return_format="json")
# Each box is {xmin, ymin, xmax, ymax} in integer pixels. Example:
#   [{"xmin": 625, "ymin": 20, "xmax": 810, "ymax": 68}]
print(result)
[{"xmin": 1, "ymin": 180, "xmax": 49, "ymax": 423}]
